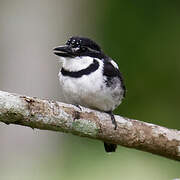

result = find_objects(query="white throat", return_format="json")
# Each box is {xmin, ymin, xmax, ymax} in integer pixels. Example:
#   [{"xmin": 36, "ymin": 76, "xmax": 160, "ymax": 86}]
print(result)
[{"xmin": 58, "ymin": 56, "xmax": 94, "ymax": 72}]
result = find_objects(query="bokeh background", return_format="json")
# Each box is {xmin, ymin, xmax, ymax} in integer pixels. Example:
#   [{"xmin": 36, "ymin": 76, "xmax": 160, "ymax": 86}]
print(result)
[{"xmin": 0, "ymin": 0, "xmax": 180, "ymax": 179}]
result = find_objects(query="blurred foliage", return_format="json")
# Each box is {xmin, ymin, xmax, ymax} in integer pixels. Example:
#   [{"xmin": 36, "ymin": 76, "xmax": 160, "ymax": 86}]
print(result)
[{"xmin": 100, "ymin": 0, "xmax": 180, "ymax": 129}]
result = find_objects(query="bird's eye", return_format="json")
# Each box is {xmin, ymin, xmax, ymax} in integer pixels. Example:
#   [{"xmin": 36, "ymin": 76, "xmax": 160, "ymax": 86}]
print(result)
[{"xmin": 73, "ymin": 43, "xmax": 80, "ymax": 49}]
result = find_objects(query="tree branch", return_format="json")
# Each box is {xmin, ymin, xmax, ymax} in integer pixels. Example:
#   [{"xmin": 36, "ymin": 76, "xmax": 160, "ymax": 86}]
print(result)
[{"xmin": 0, "ymin": 90, "xmax": 179, "ymax": 161}]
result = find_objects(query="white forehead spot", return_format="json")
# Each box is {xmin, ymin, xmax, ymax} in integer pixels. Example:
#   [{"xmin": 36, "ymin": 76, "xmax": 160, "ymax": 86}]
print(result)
[{"xmin": 111, "ymin": 60, "xmax": 119, "ymax": 69}]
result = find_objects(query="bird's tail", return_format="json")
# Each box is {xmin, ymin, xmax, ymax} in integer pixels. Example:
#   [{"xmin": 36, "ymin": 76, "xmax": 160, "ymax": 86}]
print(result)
[{"xmin": 104, "ymin": 142, "xmax": 117, "ymax": 152}]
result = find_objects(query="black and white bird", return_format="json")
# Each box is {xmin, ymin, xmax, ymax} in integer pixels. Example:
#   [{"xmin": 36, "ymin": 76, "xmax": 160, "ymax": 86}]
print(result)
[{"xmin": 53, "ymin": 36, "xmax": 126, "ymax": 152}]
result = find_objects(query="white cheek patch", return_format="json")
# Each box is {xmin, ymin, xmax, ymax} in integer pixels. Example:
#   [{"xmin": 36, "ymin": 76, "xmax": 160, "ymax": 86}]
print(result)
[
  {"xmin": 110, "ymin": 60, "xmax": 119, "ymax": 69},
  {"xmin": 62, "ymin": 56, "xmax": 94, "ymax": 71}
]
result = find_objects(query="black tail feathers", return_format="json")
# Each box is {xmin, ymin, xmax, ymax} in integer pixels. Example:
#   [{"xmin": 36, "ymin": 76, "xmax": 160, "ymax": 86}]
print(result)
[{"xmin": 104, "ymin": 142, "xmax": 117, "ymax": 152}]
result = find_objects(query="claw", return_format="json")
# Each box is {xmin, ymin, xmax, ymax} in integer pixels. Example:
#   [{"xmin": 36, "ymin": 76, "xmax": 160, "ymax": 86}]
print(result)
[
  {"xmin": 74, "ymin": 104, "xmax": 82, "ymax": 111},
  {"xmin": 107, "ymin": 111, "xmax": 117, "ymax": 130}
]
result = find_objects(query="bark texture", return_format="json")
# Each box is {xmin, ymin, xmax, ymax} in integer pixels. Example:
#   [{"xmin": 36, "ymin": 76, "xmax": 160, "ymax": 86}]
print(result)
[{"xmin": 0, "ymin": 90, "xmax": 180, "ymax": 161}]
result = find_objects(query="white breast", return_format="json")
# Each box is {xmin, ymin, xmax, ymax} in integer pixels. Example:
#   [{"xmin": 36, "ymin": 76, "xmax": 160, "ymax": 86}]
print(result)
[
  {"xmin": 58, "ymin": 56, "xmax": 123, "ymax": 112},
  {"xmin": 59, "ymin": 56, "xmax": 93, "ymax": 71}
]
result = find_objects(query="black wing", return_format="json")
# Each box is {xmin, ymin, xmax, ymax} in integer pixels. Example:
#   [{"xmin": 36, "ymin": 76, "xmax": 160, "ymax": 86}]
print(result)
[{"xmin": 103, "ymin": 61, "xmax": 126, "ymax": 97}]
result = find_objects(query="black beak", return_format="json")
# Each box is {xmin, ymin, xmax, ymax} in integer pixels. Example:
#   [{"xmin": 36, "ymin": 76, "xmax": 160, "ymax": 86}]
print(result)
[{"xmin": 53, "ymin": 45, "xmax": 74, "ymax": 57}]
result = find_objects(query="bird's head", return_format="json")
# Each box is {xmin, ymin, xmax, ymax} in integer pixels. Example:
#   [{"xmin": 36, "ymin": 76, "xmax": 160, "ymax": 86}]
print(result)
[{"xmin": 53, "ymin": 36, "xmax": 106, "ymax": 59}]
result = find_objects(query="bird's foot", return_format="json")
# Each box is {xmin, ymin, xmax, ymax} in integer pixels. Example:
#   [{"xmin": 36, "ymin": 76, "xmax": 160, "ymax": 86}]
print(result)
[
  {"xmin": 73, "ymin": 104, "xmax": 81, "ymax": 121},
  {"xmin": 107, "ymin": 111, "xmax": 117, "ymax": 130},
  {"xmin": 73, "ymin": 111, "xmax": 80, "ymax": 121},
  {"xmin": 74, "ymin": 104, "xmax": 82, "ymax": 111}
]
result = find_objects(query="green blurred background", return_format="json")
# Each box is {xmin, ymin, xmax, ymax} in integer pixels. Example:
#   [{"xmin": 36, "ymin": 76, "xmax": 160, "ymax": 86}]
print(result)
[{"xmin": 0, "ymin": 0, "xmax": 180, "ymax": 179}]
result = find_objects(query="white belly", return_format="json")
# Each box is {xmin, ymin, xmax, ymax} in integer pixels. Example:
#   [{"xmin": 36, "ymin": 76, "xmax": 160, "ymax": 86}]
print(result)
[{"xmin": 58, "ymin": 70, "xmax": 123, "ymax": 112}]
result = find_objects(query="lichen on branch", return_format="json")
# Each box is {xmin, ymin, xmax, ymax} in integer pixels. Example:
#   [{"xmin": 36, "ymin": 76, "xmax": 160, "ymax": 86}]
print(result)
[{"xmin": 0, "ymin": 90, "xmax": 180, "ymax": 161}]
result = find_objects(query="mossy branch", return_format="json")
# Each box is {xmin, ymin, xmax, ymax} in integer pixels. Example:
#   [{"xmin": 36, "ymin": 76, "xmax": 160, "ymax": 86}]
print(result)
[{"xmin": 0, "ymin": 90, "xmax": 180, "ymax": 161}]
